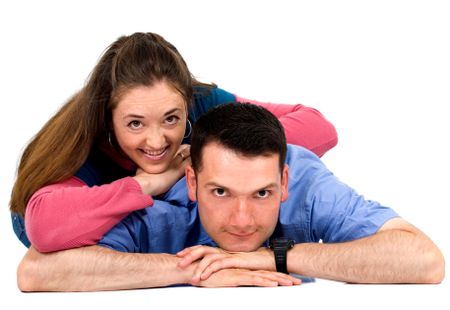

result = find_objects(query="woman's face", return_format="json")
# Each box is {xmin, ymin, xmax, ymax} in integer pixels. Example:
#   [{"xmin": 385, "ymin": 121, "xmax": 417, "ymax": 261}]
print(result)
[{"xmin": 112, "ymin": 81, "xmax": 187, "ymax": 174}]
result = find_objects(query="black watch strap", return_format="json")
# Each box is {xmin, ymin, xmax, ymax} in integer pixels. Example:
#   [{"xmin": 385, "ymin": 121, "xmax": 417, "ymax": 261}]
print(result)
[{"xmin": 269, "ymin": 238, "xmax": 294, "ymax": 274}]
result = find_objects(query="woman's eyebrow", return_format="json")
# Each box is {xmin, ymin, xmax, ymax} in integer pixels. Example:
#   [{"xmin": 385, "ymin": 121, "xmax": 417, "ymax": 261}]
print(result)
[
  {"xmin": 164, "ymin": 108, "xmax": 182, "ymax": 116},
  {"xmin": 123, "ymin": 114, "xmax": 145, "ymax": 119}
]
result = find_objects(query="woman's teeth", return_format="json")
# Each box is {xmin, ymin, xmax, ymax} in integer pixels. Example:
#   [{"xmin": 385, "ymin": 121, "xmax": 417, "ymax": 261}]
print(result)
[{"xmin": 141, "ymin": 147, "xmax": 168, "ymax": 160}]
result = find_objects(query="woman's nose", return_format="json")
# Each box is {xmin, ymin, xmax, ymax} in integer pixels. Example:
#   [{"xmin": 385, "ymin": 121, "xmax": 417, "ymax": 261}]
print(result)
[{"xmin": 145, "ymin": 127, "xmax": 166, "ymax": 149}]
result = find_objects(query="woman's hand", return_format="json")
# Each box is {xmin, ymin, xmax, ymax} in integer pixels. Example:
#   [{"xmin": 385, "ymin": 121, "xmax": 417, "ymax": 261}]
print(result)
[{"xmin": 133, "ymin": 144, "xmax": 191, "ymax": 196}]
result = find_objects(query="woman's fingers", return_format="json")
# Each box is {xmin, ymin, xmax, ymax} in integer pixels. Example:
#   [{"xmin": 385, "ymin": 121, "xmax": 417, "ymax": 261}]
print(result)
[{"xmin": 175, "ymin": 144, "xmax": 191, "ymax": 161}]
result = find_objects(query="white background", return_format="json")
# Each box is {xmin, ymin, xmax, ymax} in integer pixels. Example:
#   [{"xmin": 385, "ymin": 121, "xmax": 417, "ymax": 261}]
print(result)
[{"xmin": 1, "ymin": 0, "xmax": 449, "ymax": 309}]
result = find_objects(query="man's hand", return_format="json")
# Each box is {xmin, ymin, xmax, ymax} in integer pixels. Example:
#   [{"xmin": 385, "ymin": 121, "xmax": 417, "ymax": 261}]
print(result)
[
  {"xmin": 133, "ymin": 144, "xmax": 191, "ymax": 196},
  {"xmin": 193, "ymin": 268, "xmax": 301, "ymax": 287},
  {"xmin": 177, "ymin": 245, "xmax": 284, "ymax": 284}
]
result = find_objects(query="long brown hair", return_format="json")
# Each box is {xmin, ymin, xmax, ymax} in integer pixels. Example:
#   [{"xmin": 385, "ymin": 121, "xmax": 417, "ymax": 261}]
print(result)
[{"xmin": 10, "ymin": 32, "xmax": 201, "ymax": 216}]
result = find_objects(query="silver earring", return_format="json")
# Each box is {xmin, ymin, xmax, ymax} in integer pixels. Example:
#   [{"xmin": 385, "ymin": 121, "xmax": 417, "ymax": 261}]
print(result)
[
  {"xmin": 184, "ymin": 119, "xmax": 192, "ymax": 138},
  {"xmin": 108, "ymin": 132, "xmax": 114, "ymax": 147}
]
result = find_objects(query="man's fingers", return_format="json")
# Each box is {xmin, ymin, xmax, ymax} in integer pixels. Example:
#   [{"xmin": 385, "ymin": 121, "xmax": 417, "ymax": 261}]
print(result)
[
  {"xmin": 199, "ymin": 255, "xmax": 241, "ymax": 280},
  {"xmin": 258, "ymin": 271, "xmax": 302, "ymax": 286},
  {"xmin": 192, "ymin": 253, "xmax": 230, "ymax": 282},
  {"xmin": 177, "ymin": 253, "xmax": 198, "ymax": 268},
  {"xmin": 241, "ymin": 270, "xmax": 301, "ymax": 287},
  {"xmin": 195, "ymin": 269, "xmax": 302, "ymax": 287},
  {"xmin": 244, "ymin": 274, "xmax": 278, "ymax": 287},
  {"xmin": 199, "ymin": 258, "xmax": 301, "ymax": 285},
  {"xmin": 176, "ymin": 245, "xmax": 202, "ymax": 257},
  {"xmin": 177, "ymin": 246, "xmax": 222, "ymax": 268}
]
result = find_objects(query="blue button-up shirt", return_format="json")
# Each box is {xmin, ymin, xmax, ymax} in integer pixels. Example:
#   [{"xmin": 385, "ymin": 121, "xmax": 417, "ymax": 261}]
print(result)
[{"xmin": 99, "ymin": 145, "xmax": 398, "ymax": 253}]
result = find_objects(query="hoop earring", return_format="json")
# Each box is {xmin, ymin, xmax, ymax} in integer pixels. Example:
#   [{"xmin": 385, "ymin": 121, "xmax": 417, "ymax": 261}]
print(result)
[
  {"xmin": 108, "ymin": 132, "xmax": 114, "ymax": 147},
  {"xmin": 184, "ymin": 119, "xmax": 192, "ymax": 139}
]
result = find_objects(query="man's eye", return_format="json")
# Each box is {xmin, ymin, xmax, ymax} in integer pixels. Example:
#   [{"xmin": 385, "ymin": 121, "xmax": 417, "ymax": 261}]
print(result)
[
  {"xmin": 256, "ymin": 190, "xmax": 270, "ymax": 198},
  {"xmin": 128, "ymin": 120, "xmax": 142, "ymax": 129},
  {"xmin": 213, "ymin": 188, "xmax": 226, "ymax": 197}
]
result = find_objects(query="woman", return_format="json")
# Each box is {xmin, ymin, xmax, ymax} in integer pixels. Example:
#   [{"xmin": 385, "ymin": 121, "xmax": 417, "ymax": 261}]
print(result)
[{"xmin": 10, "ymin": 32, "xmax": 337, "ymax": 252}]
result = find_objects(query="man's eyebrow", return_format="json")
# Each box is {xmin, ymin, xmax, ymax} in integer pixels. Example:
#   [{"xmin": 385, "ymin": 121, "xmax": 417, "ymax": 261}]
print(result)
[
  {"xmin": 205, "ymin": 182, "xmax": 279, "ymax": 191},
  {"xmin": 205, "ymin": 182, "xmax": 229, "ymax": 189},
  {"xmin": 254, "ymin": 183, "xmax": 279, "ymax": 192}
]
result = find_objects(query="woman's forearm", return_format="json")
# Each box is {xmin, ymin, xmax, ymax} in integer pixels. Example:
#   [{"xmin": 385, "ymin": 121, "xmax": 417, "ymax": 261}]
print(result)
[
  {"xmin": 25, "ymin": 177, "xmax": 152, "ymax": 252},
  {"xmin": 235, "ymin": 96, "xmax": 338, "ymax": 157}
]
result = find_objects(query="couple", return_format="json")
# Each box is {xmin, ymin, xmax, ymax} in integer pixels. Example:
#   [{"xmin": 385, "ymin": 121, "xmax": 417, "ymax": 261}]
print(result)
[{"xmin": 12, "ymin": 32, "xmax": 444, "ymax": 291}]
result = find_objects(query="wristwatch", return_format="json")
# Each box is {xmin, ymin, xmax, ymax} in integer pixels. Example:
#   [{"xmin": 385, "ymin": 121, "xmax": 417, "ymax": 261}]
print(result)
[{"xmin": 269, "ymin": 238, "xmax": 294, "ymax": 274}]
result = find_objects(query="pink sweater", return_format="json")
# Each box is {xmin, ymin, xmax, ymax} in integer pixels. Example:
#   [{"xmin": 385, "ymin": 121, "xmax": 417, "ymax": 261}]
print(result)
[{"xmin": 25, "ymin": 98, "xmax": 337, "ymax": 252}]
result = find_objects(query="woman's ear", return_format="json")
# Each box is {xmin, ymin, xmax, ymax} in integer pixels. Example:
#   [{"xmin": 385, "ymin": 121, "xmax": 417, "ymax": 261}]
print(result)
[{"xmin": 185, "ymin": 164, "xmax": 198, "ymax": 201}]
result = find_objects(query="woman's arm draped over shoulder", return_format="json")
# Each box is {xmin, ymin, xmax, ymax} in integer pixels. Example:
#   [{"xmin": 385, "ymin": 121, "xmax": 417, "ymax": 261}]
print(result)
[
  {"xmin": 235, "ymin": 95, "xmax": 338, "ymax": 157},
  {"xmin": 25, "ymin": 177, "xmax": 152, "ymax": 253},
  {"xmin": 191, "ymin": 87, "xmax": 337, "ymax": 157}
]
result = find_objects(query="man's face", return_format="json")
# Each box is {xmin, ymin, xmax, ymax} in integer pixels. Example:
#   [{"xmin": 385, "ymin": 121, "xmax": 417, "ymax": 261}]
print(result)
[{"xmin": 186, "ymin": 142, "xmax": 288, "ymax": 252}]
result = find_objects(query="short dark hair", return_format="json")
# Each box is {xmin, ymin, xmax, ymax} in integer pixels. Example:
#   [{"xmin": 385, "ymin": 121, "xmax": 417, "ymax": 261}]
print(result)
[{"xmin": 190, "ymin": 103, "xmax": 287, "ymax": 172}]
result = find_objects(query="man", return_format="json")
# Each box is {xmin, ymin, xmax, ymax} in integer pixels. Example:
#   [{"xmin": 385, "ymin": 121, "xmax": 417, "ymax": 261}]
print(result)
[{"xmin": 17, "ymin": 103, "xmax": 444, "ymax": 291}]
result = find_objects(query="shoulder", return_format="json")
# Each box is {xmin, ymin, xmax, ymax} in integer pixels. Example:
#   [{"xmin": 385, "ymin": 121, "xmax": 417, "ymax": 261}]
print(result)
[
  {"xmin": 285, "ymin": 144, "xmax": 342, "ymax": 203},
  {"xmin": 74, "ymin": 158, "xmax": 101, "ymax": 187},
  {"xmin": 190, "ymin": 86, "xmax": 236, "ymax": 121},
  {"xmin": 280, "ymin": 145, "xmax": 336, "ymax": 240},
  {"xmin": 280, "ymin": 145, "xmax": 330, "ymax": 226},
  {"xmin": 285, "ymin": 144, "xmax": 330, "ymax": 181}
]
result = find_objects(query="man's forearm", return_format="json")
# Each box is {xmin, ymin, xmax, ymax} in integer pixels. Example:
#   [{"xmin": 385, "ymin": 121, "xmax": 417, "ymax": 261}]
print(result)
[
  {"xmin": 288, "ymin": 228, "xmax": 445, "ymax": 284},
  {"xmin": 17, "ymin": 246, "xmax": 193, "ymax": 291}
]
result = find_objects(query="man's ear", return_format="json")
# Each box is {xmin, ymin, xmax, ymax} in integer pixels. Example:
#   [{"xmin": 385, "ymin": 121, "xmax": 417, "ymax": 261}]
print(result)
[
  {"xmin": 185, "ymin": 164, "xmax": 198, "ymax": 201},
  {"xmin": 281, "ymin": 164, "xmax": 289, "ymax": 202}
]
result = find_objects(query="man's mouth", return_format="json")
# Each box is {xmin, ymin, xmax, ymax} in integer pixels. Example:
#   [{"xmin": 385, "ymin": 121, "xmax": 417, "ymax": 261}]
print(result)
[{"xmin": 228, "ymin": 231, "xmax": 255, "ymax": 238}]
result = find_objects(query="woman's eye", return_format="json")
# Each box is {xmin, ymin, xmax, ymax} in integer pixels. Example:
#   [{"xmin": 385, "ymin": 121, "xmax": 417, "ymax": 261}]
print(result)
[
  {"xmin": 165, "ymin": 115, "xmax": 180, "ymax": 125},
  {"xmin": 128, "ymin": 120, "xmax": 142, "ymax": 129},
  {"xmin": 256, "ymin": 190, "xmax": 270, "ymax": 198},
  {"xmin": 213, "ymin": 188, "xmax": 226, "ymax": 197}
]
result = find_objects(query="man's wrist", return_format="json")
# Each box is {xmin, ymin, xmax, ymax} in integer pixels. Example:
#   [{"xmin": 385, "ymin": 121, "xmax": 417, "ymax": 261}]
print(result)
[
  {"xmin": 257, "ymin": 247, "xmax": 277, "ymax": 272},
  {"xmin": 176, "ymin": 257, "xmax": 198, "ymax": 285},
  {"xmin": 268, "ymin": 238, "xmax": 295, "ymax": 274}
]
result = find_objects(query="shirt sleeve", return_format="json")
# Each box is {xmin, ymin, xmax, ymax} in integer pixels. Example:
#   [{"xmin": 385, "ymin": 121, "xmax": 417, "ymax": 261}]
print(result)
[
  {"xmin": 25, "ymin": 176, "xmax": 153, "ymax": 252},
  {"xmin": 98, "ymin": 195, "xmax": 198, "ymax": 255},
  {"xmin": 98, "ymin": 210, "xmax": 149, "ymax": 253},
  {"xmin": 305, "ymin": 167, "xmax": 399, "ymax": 243}
]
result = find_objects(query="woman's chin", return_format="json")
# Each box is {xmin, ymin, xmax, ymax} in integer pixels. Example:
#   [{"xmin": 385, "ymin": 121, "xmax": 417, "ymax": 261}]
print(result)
[{"xmin": 138, "ymin": 162, "xmax": 170, "ymax": 175}]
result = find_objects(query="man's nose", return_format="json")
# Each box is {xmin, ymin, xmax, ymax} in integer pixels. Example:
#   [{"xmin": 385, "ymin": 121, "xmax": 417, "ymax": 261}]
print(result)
[{"xmin": 229, "ymin": 199, "xmax": 254, "ymax": 230}]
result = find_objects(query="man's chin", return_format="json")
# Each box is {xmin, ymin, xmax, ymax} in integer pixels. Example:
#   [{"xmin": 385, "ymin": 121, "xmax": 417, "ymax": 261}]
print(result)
[{"xmin": 220, "ymin": 242, "xmax": 261, "ymax": 253}]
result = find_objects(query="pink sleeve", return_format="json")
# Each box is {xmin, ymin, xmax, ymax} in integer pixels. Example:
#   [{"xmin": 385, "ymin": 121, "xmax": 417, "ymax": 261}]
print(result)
[
  {"xmin": 25, "ymin": 176, "xmax": 153, "ymax": 252},
  {"xmin": 235, "ymin": 96, "xmax": 338, "ymax": 157}
]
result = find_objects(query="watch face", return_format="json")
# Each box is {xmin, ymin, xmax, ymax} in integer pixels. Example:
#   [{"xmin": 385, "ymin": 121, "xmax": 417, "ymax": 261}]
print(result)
[{"xmin": 269, "ymin": 238, "xmax": 294, "ymax": 248}]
